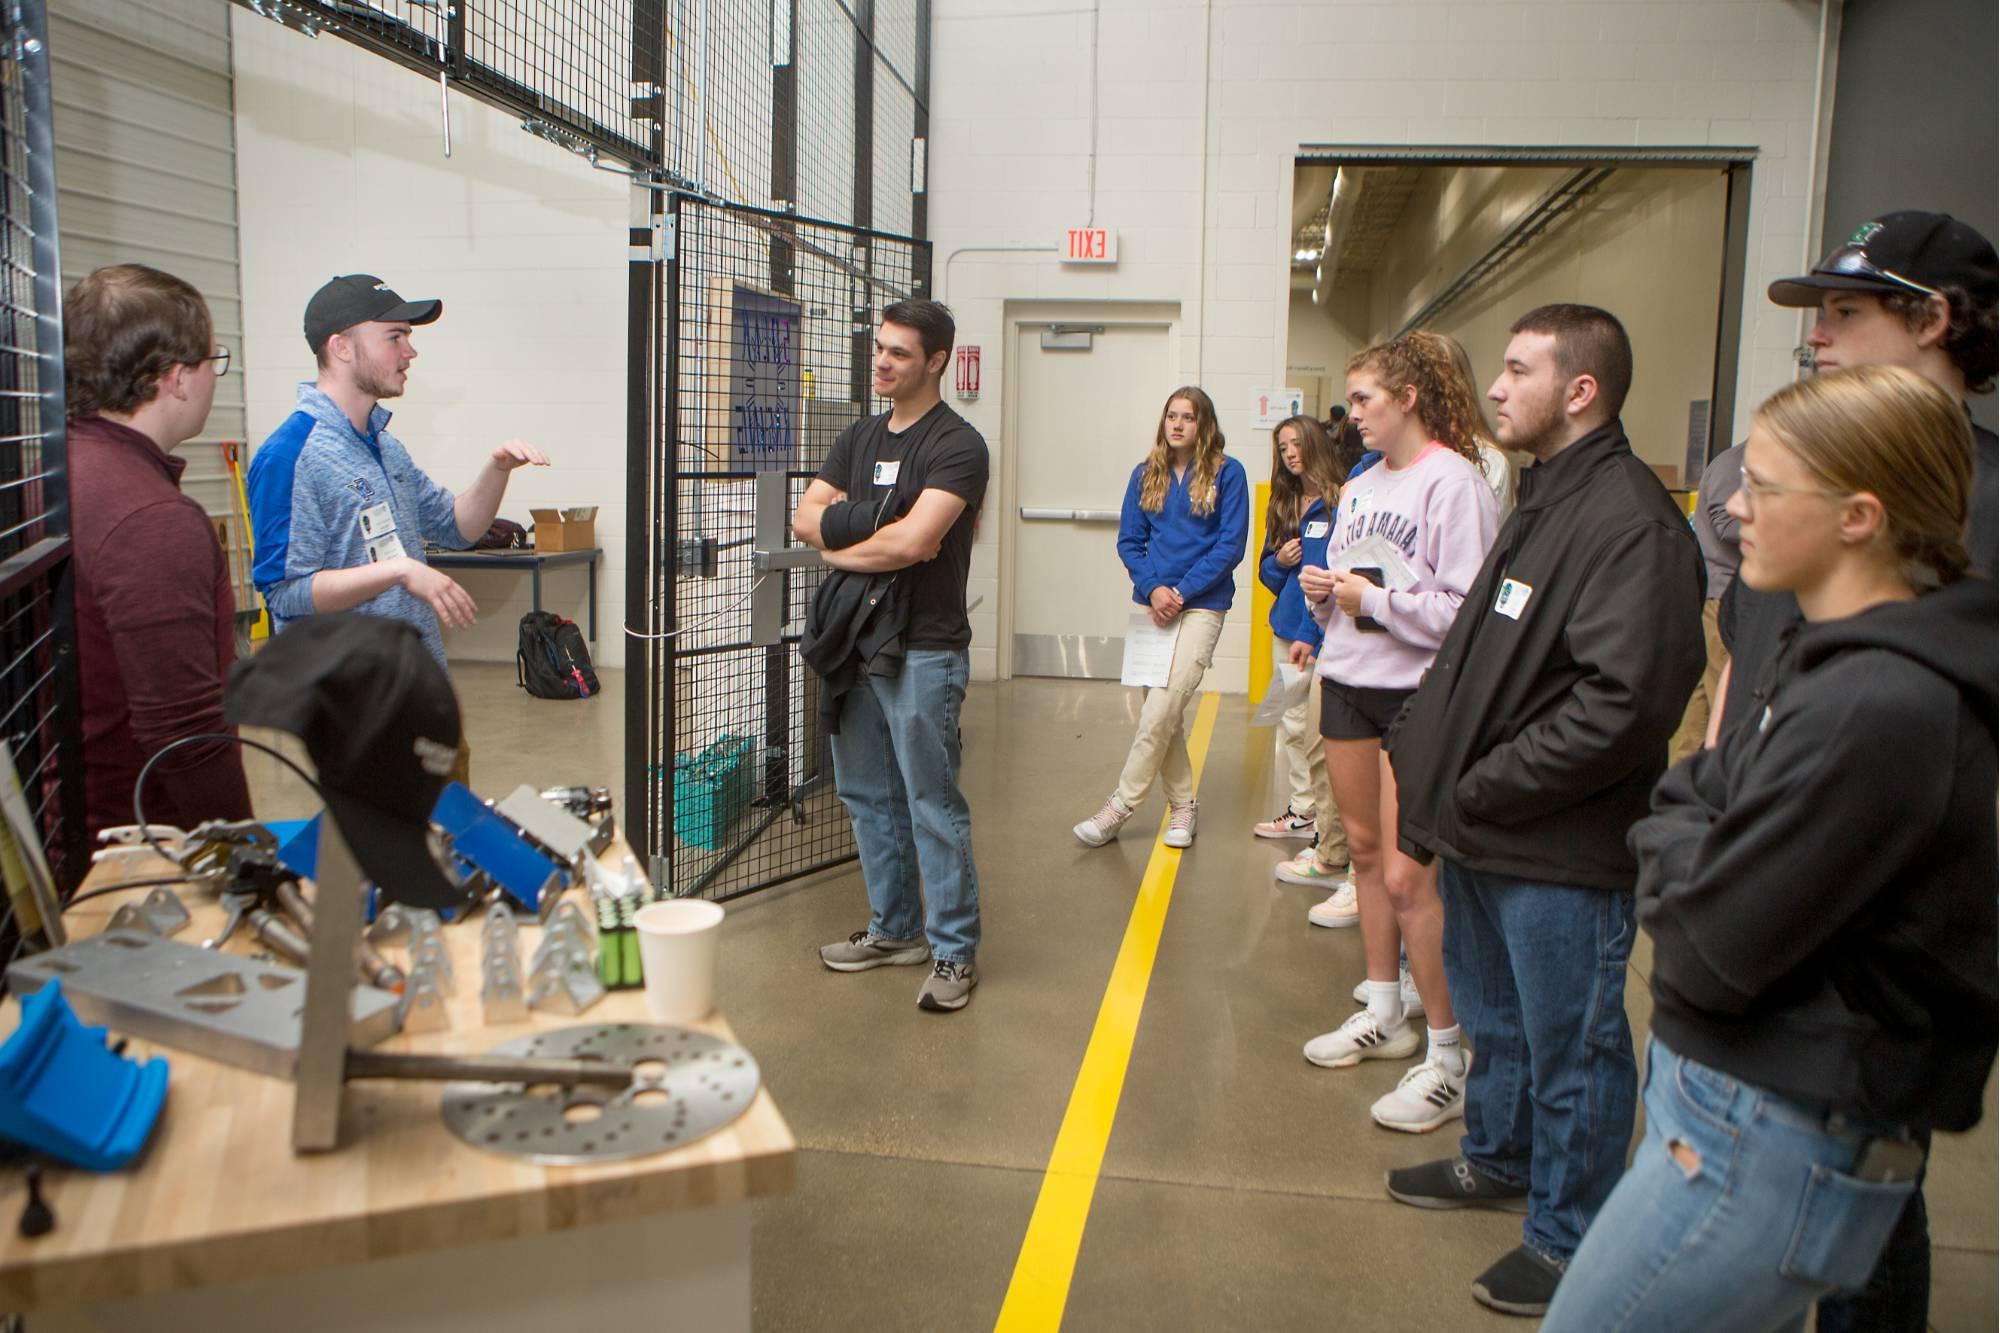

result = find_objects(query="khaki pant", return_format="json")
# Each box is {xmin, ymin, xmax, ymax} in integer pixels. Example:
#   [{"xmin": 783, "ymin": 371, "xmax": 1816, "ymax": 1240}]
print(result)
[
  {"xmin": 1116, "ymin": 609, "xmax": 1225, "ymax": 809},
  {"xmin": 1669, "ymin": 599, "xmax": 1725, "ymax": 765},
  {"xmin": 1273, "ymin": 639, "xmax": 1349, "ymax": 865}
]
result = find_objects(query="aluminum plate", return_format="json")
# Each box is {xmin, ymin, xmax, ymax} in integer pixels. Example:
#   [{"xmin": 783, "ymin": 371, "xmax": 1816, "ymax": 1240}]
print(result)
[{"xmin": 439, "ymin": 1023, "xmax": 760, "ymax": 1165}]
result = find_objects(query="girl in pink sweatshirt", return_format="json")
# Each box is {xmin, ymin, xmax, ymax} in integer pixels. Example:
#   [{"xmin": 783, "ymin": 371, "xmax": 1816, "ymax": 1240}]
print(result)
[{"xmin": 1297, "ymin": 331, "xmax": 1499, "ymax": 1133}]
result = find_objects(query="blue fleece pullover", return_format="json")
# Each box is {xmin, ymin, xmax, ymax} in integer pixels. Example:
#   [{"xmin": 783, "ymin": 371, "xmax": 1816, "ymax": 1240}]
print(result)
[
  {"xmin": 1258, "ymin": 496, "xmax": 1334, "ymax": 649},
  {"xmin": 1116, "ymin": 455, "xmax": 1249, "ymax": 612}
]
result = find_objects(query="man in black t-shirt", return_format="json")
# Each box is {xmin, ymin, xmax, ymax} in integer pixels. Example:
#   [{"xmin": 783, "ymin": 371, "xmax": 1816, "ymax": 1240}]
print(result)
[
  {"xmin": 1712, "ymin": 210, "xmax": 1997, "ymax": 1333},
  {"xmin": 793, "ymin": 298, "xmax": 990, "ymax": 1012}
]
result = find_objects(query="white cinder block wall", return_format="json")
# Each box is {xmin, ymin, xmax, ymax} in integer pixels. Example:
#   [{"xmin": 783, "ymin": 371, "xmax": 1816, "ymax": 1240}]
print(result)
[
  {"xmin": 230, "ymin": 9, "xmax": 631, "ymax": 668},
  {"xmin": 229, "ymin": 0, "xmax": 1830, "ymax": 692},
  {"xmin": 932, "ymin": 0, "xmax": 1828, "ymax": 693}
]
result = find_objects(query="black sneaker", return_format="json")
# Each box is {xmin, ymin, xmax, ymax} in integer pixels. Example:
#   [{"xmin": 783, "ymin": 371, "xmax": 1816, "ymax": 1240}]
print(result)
[
  {"xmin": 1470, "ymin": 1244, "xmax": 1567, "ymax": 1316},
  {"xmin": 1384, "ymin": 1155, "xmax": 1529, "ymax": 1213}
]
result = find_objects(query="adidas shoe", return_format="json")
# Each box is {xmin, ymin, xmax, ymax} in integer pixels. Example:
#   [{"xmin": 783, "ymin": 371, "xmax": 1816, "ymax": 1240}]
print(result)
[
  {"xmin": 1303, "ymin": 1009, "xmax": 1420, "ymax": 1069},
  {"xmin": 1370, "ymin": 1058, "xmax": 1466, "ymax": 1134}
]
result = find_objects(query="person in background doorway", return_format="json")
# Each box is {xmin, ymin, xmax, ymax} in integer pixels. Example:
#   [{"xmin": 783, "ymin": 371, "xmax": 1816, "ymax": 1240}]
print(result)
[
  {"xmin": 1543, "ymin": 366, "xmax": 1997, "ymax": 1333},
  {"xmin": 1073, "ymin": 386, "xmax": 1248, "ymax": 851},
  {"xmin": 1437, "ymin": 331, "xmax": 1519, "ymax": 518},
  {"xmin": 796, "ymin": 299, "xmax": 989, "ymax": 1013},
  {"xmin": 1253, "ymin": 414, "xmax": 1349, "ymax": 877},
  {"xmin": 1669, "ymin": 440, "xmax": 1744, "ymax": 762},
  {"xmin": 246, "ymin": 274, "xmax": 549, "ymax": 785},
  {"xmin": 65, "ymin": 264, "xmax": 252, "ymax": 842},
  {"xmin": 1296, "ymin": 334, "xmax": 1499, "ymax": 1134},
  {"xmin": 1712, "ymin": 210, "xmax": 1998, "ymax": 1333},
  {"xmin": 1385, "ymin": 304, "xmax": 1705, "ymax": 1317}
]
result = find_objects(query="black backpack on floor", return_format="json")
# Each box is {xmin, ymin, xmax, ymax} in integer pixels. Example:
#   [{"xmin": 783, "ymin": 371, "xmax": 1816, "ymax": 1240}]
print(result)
[{"xmin": 516, "ymin": 611, "xmax": 600, "ymax": 699}]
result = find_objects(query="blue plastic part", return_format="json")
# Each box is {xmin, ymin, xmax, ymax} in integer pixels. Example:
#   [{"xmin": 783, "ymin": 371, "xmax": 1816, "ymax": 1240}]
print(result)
[
  {"xmin": 430, "ymin": 783, "xmax": 569, "ymax": 912},
  {"xmin": 0, "ymin": 980, "xmax": 168, "ymax": 1171}
]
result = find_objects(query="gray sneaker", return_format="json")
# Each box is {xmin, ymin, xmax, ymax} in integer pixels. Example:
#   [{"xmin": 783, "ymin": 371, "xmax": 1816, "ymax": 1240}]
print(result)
[
  {"xmin": 820, "ymin": 930, "xmax": 931, "ymax": 972},
  {"xmin": 917, "ymin": 958, "xmax": 977, "ymax": 1012}
]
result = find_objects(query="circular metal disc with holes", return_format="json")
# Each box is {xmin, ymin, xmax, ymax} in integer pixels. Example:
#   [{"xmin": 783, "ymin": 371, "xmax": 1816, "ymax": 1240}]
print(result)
[{"xmin": 439, "ymin": 1023, "xmax": 761, "ymax": 1165}]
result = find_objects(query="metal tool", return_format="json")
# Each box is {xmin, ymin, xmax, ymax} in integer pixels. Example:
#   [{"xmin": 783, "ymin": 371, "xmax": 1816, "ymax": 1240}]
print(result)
[
  {"xmin": 439, "ymin": 1024, "xmax": 759, "ymax": 1165},
  {"xmin": 105, "ymin": 888, "xmax": 189, "ymax": 939},
  {"xmin": 5, "ymin": 932, "xmax": 402, "ymax": 1080}
]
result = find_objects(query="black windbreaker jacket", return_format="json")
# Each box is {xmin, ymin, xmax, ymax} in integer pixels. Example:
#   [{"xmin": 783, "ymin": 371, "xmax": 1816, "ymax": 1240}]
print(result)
[
  {"xmin": 1388, "ymin": 423, "xmax": 1706, "ymax": 889},
  {"xmin": 1633, "ymin": 577, "xmax": 1999, "ymax": 1132}
]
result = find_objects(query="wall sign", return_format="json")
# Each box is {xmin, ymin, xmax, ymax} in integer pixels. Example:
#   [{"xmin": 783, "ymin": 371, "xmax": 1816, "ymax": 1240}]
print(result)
[
  {"xmin": 730, "ymin": 285, "xmax": 801, "ymax": 471},
  {"xmin": 1061, "ymin": 227, "xmax": 1117, "ymax": 264}
]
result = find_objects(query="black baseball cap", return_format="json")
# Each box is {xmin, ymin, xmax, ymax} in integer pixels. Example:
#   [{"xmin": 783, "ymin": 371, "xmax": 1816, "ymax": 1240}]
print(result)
[
  {"xmin": 303, "ymin": 274, "xmax": 442, "ymax": 354},
  {"xmin": 1769, "ymin": 212, "xmax": 1999, "ymax": 308},
  {"xmin": 226, "ymin": 613, "xmax": 467, "ymax": 911}
]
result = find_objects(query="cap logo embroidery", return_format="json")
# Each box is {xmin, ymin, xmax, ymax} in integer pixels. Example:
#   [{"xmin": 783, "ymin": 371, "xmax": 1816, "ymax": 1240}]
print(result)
[
  {"xmin": 414, "ymin": 736, "xmax": 455, "ymax": 776},
  {"xmin": 1847, "ymin": 221, "xmax": 1885, "ymax": 248}
]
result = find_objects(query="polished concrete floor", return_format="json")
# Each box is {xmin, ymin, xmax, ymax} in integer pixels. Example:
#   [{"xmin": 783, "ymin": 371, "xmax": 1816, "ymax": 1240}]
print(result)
[{"xmin": 246, "ymin": 664, "xmax": 1999, "ymax": 1332}]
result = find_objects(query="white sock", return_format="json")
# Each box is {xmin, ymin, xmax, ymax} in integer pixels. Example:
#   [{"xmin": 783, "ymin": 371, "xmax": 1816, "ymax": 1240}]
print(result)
[
  {"xmin": 1364, "ymin": 979, "xmax": 1404, "ymax": 1029},
  {"xmin": 1428, "ymin": 1025, "xmax": 1466, "ymax": 1076}
]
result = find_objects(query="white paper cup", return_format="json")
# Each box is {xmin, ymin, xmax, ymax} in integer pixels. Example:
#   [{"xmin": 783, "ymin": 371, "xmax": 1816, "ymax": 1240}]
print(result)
[{"xmin": 634, "ymin": 899, "xmax": 725, "ymax": 1023}]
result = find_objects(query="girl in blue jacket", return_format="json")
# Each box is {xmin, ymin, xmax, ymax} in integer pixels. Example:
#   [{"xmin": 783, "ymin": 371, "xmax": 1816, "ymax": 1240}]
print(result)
[
  {"xmin": 1074, "ymin": 386, "xmax": 1248, "ymax": 850},
  {"xmin": 1255, "ymin": 415, "xmax": 1351, "ymax": 881}
]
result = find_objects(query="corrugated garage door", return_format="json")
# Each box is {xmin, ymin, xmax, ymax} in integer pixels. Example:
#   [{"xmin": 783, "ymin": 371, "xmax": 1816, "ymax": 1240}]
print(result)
[{"xmin": 47, "ymin": 0, "xmax": 249, "ymax": 605}]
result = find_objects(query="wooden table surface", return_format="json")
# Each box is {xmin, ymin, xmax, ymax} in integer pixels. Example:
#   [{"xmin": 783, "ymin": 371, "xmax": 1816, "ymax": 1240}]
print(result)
[{"xmin": 0, "ymin": 848, "xmax": 795, "ymax": 1313}]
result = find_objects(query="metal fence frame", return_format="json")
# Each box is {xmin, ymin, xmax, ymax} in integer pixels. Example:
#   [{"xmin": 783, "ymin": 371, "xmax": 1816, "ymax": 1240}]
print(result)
[{"xmin": 0, "ymin": 0, "xmax": 84, "ymax": 943}]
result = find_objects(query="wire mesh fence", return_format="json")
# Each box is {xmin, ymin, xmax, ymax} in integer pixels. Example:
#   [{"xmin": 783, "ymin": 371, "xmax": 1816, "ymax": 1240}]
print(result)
[
  {"xmin": 0, "ymin": 0, "xmax": 86, "ymax": 960},
  {"xmin": 631, "ymin": 195, "xmax": 927, "ymax": 900}
]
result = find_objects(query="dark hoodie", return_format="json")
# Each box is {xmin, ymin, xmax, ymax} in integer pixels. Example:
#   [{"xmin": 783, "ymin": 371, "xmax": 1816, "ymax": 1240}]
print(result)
[{"xmin": 1632, "ymin": 576, "xmax": 1999, "ymax": 1132}]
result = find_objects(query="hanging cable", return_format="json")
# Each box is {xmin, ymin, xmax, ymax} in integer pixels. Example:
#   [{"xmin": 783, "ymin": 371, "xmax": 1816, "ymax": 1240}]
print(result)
[{"xmin": 624, "ymin": 573, "xmax": 771, "ymax": 642}]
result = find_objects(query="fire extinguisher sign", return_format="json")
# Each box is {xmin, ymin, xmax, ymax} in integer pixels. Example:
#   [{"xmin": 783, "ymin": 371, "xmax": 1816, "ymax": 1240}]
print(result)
[{"xmin": 955, "ymin": 345, "xmax": 981, "ymax": 400}]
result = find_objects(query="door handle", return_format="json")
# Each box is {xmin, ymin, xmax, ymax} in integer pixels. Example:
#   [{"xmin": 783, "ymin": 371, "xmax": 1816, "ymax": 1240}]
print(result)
[{"xmin": 1019, "ymin": 507, "xmax": 1121, "ymax": 523}]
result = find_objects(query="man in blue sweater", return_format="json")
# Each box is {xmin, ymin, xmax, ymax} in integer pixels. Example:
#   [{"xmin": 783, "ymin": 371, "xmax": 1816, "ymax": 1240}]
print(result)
[{"xmin": 248, "ymin": 275, "xmax": 548, "ymax": 781}]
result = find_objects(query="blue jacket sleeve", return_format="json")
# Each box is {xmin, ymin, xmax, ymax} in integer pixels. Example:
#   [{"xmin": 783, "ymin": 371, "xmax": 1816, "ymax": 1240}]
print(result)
[
  {"xmin": 1258, "ymin": 543, "xmax": 1288, "ymax": 595},
  {"xmin": 1174, "ymin": 461, "xmax": 1249, "ymax": 604},
  {"xmin": 1116, "ymin": 467, "xmax": 1158, "ymax": 601}
]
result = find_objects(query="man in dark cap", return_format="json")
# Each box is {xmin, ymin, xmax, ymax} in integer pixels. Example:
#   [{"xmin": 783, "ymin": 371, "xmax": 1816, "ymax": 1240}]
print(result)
[
  {"xmin": 246, "ymin": 275, "xmax": 549, "ymax": 781},
  {"xmin": 1714, "ymin": 209, "xmax": 1998, "ymax": 1333}
]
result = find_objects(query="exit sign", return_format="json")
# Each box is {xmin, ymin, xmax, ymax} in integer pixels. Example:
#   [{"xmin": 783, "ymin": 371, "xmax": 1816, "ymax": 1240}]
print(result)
[{"xmin": 1061, "ymin": 227, "xmax": 1118, "ymax": 264}]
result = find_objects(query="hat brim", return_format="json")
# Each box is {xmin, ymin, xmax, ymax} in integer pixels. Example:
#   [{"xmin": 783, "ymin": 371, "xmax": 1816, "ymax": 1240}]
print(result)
[
  {"xmin": 322, "ymin": 787, "xmax": 467, "ymax": 911},
  {"xmin": 1767, "ymin": 273, "xmax": 1904, "ymax": 307},
  {"xmin": 377, "ymin": 298, "xmax": 442, "ymax": 327}
]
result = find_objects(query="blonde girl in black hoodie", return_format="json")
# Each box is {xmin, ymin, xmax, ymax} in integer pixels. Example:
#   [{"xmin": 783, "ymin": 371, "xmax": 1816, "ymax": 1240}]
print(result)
[{"xmin": 1543, "ymin": 365, "xmax": 1997, "ymax": 1332}]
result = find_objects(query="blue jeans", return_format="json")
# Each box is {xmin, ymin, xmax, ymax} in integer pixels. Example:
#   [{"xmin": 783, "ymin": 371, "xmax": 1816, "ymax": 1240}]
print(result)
[
  {"xmin": 1542, "ymin": 1038, "xmax": 1919, "ymax": 1332},
  {"xmin": 1439, "ymin": 860, "xmax": 1638, "ymax": 1261},
  {"xmin": 828, "ymin": 649, "xmax": 981, "ymax": 963}
]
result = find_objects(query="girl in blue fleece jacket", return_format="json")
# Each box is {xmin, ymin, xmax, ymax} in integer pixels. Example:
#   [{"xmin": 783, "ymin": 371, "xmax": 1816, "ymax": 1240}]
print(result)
[
  {"xmin": 1254, "ymin": 415, "xmax": 1350, "ymax": 871},
  {"xmin": 1074, "ymin": 386, "xmax": 1247, "ymax": 850}
]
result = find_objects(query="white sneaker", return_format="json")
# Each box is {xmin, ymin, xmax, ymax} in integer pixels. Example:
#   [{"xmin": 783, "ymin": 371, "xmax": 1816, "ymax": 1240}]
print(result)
[
  {"xmin": 1303, "ymin": 1009, "xmax": 1421, "ymax": 1069},
  {"xmin": 1351, "ymin": 964, "xmax": 1425, "ymax": 1018},
  {"xmin": 1370, "ymin": 1058, "xmax": 1467, "ymax": 1134},
  {"xmin": 1164, "ymin": 799, "xmax": 1197, "ymax": 849},
  {"xmin": 1306, "ymin": 876, "xmax": 1358, "ymax": 928},
  {"xmin": 1252, "ymin": 807, "xmax": 1316, "ymax": 839},
  {"xmin": 1074, "ymin": 794, "xmax": 1133, "ymax": 847},
  {"xmin": 1276, "ymin": 851, "xmax": 1348, "ymax": 888}
]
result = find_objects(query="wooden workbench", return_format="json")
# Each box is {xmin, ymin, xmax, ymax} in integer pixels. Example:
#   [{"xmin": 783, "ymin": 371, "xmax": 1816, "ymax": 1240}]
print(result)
[{"xmin": 0, "ymin": 850, "xmax": 794, "ymax": 1331}]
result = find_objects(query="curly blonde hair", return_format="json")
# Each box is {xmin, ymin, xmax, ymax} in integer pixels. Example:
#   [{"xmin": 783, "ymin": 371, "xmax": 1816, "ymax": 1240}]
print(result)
[
  {"xmin": 1344, "ymin": 334, "xmax": 1483, "ymax": 467},
  {"xmin": 1139, "ymin": 386, "xmax": 1227, "ymax": 515}
]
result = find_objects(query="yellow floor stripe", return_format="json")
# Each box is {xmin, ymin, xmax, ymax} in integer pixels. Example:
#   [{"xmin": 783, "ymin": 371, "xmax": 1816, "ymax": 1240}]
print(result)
[{"xmin": 995, "ymin": 691, "xmax": 1223, "ymax": 1332}]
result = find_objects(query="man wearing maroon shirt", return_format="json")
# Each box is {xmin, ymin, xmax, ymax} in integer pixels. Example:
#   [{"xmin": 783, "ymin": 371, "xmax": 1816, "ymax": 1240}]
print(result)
[{"xmin": 66, "ymin": 265, "xmax": 251, "ymax": 841}]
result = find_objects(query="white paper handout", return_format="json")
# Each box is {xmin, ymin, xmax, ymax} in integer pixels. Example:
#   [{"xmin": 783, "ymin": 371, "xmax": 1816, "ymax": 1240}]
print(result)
[
  {"xmin": 1329, "ymin": 535, "xmax": 1420, "ymax": 591},
  {"xmin": 1250, "ymin": 661, "xmax": 1311, "ymax": 726},
  {"xmin": 1120, "ymin": 610, "xmax": 1181, "ymax": 689}
]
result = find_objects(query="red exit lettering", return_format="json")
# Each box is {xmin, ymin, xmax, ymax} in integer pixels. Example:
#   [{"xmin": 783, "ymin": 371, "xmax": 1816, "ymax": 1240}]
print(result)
[{"xmin": 1064, "ymin": 228, "xmax": 1114, "ymax": 262}]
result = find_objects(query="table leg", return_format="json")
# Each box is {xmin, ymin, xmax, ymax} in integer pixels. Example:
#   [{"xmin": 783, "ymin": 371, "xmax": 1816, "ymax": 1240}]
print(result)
[
  {"xmin": 588, "ymin": 554, "xmax": 598, "ymax": 643},
  {"xmin": 531, "ymin": 563, "xmax": 543, "ymax": 619}
]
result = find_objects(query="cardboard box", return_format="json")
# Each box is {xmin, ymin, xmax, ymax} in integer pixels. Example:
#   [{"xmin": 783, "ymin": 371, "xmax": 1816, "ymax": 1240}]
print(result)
[{"xmin": 530, "ymin": 507, "xmax": 597, "ymax": 552}]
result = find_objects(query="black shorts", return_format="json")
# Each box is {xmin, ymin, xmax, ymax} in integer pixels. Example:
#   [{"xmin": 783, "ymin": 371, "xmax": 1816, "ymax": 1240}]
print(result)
[{"xmin": 1319, "ymin": 679, "xmax": 1416, "ymax": 742}]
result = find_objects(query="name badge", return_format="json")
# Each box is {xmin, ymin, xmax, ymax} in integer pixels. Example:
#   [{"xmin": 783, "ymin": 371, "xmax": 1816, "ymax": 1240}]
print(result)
[
  {"xmin": 873, "ymin": 460, "xmax": 901, "ymax": 487},
  {"xmin": 366, "ymin": 533, "xmax": 408, "ymax": 563},
  {"xmin": 1494, "ymin": 578, "xmax": 1534, "ymax": 620},
  {"xmin": 1303, "ymin": 521, "xmax": 1329, "ymax": 539},
  {"xmin": 358, "ymin": 501, "xmax": 397, "ymax": 538}
]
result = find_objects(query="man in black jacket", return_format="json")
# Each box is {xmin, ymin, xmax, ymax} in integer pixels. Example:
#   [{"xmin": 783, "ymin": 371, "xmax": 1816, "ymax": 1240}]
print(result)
[
  {"xmin": 793, "ymin": 299, "xmax": 990, "ymax": 1013},
  {"xmin": 1713, "ymin": 210, "xmax": 1997, "ymax": 1333},
  {"xmin": 1383, "ymin": 305, "xmax": 1705, "ymax": 1316}
]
